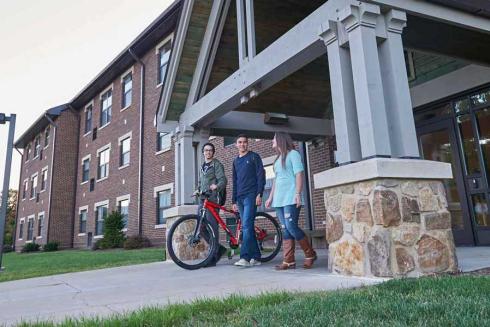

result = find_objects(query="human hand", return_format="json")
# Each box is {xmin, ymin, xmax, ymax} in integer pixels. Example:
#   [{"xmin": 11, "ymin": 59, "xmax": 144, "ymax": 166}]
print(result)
[
  {"xmin": 209, "ymin": 184, "xmax": 218, "ymax": 191},
  {"xmin": 232, "ymin": 203, "xmax": 238, "ymax": 212},
  {"xmin": 256, "ymin": 195, "xmax": 262, "ymax": 207},
  {"xmin": 265, "ymin": 198, "xmax": 272, "ymax": 209},
  {"xmin": 295, "ymin": 194, "xmax": 301, "ymax": 208}
]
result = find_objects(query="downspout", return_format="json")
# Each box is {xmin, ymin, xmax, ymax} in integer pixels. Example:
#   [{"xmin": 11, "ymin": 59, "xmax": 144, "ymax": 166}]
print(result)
[
  {"xmin": 44, "ymin": 113, "xmax": 58, "ymax": 244},
  {"xmin": 67, "ymin": 105, "xmax": 80, "ymax": 248},
  {"xmin": 300, "ymin": 142, "xmax": 314, "ymax": 233},
  {"xmin": 129, "ymin": 48, "xmax": 145, "ymax": 236},
  {"xmin": 12, "ymin": 147, "xmax": 24, "ymax": 252}
]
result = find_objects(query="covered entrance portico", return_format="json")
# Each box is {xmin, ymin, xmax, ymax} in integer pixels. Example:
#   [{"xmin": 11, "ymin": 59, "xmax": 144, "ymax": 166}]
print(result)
[{"xmin": 157, "ymin": 0, "xmax": 490, "ymax": 277}]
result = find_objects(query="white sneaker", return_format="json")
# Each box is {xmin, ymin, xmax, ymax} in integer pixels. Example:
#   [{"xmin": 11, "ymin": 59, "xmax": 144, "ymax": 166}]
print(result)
[
  {"xmin": 250, "ymin": 259, "xmax": 262, "ymax": 266},
  {"xmin": 234, "ymin": 259, "xmax": 251, "ymax": 267}
]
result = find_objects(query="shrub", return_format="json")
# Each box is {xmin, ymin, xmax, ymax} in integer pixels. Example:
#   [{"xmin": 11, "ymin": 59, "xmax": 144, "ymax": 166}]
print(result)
[
  {"xmin": 43, "ymin": 241, "xmax": 59, "ymax": 252},
  {"xmin": 99, "ymin": 211, "xmax": 125, "ymax": 249},
  {"xmin": 2, "ymin": 244, "xmax": 13, "ymax": 253},
  {"xmin": 21, "ymin": 242, "xmax": 40, "ymax": 253},
  {"xmin": 91, "ymin": 239, "xmax": 102, "ymax": 251},
  {"xmin": 124, "ymin": 236, "xmax": 151, "ymax": 250}
]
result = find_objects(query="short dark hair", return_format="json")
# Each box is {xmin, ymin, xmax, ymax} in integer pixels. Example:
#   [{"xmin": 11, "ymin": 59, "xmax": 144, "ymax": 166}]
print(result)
[
  {"xmin": 236, "ymin": 134, "xmax": 248, "ymax": 142},
  {"xmin": 201, "ymin": 142, "xmax": 215, "ymax": 154}
]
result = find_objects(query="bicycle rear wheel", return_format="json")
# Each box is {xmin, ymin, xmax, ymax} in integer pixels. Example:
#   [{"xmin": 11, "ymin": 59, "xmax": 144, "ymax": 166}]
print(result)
[
  {"xmin": 166, "ymin": 214, "xmax": 218, "ymax": 270},
  {"xmin": 254, "ymin": 212, "xmax": 282, "ymax": 262}
]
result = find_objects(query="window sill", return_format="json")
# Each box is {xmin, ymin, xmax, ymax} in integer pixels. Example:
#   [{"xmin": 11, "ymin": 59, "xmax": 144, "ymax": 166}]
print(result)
[
  {"xmin": 94, "ymin": 235, "xmax": 104, "ymax": 239},
  {"xmin": 118, "ymin": 164, "xmax": 130, "ymax": 170},
  {"xmin": 18, "ymin": 238, "xmax": 23, "ymax": 241},
  {"xmin": 33, "ymin": 155, "xmax": 40, "ymax": 160},
  {"xmin": 25, "ymin": 240, "xmax": 33, "ymax": 244},
  {"xmin": 156, "ymin": 83, "xmax": 163, "ymax": 89},
  {"xmin": 29, "ymin": 197, "xmax": 36, "ymax": 201},
  {"xmin": 83, "ymin": 131, "xmax": 92, "ymax": 137},
  {"xmin": 120, "ymin": 104, "xmax": 132, "ymax": 112},
  {"xmin": 21, "ymin": 198, "xmax": 26, "ymax": 202},
  {"xmin": 80, "ymin": 180, "xmax": 89, "ymax": 185},
  {"xmin": 155, "ymin": 147, "xmax": 171, "ymax": 155},
  {"xmin": 122, "ymin": 228, "xmax": 128, "ymax": 232},
  {"xmin": 43, "ymin": 145, "xmax": 49, "ymax": 150},
  {"xmin": 98, "ymin": 122, "xmax": 111, "ymax": 131},
  {"xmin": 96, "ymin": 177, "xmax": 109, "ymax": 183},
  {"xmin": 154, "ymin": 224, "xmax": 166, "ymax": 229},
  {"xmin": 36, "ymin": 236, "xmax": 43, "ymax": 239},
  {"xmin": 78, "ymin": 233, "xmax": 86, "ymax": 237},
  {"xmin": 39, "ymin": 189, "xmax": 46, "ymax": 193}
]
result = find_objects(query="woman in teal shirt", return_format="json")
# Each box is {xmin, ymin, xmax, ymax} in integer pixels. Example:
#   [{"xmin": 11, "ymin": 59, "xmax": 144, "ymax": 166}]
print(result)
[{"xmin": 265, "ymin": 132, "xmax": 317, "ymax": 270}]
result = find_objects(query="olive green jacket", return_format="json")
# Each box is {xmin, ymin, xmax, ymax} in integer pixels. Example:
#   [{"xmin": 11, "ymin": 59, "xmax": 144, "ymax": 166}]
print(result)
[{"xmin": 198, "ymin": 158, "xmax": 227, "ymax": 203}]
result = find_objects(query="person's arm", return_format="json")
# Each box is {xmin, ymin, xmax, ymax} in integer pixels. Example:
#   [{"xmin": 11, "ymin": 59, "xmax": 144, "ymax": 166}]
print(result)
[
  {"xmin": 255, "ymin": 154, "xmax": 265, "ymax": 197},
  {"xmin": 232, "ymin": 160, "xmax": 237, "ymax": 204},
  {"xmin": 265, "ymin": 179, "xmax": 275, "ymax": 208},
  {"xmin": 215, "ymin": 161, "xmax": 227, "ymax": 192},
  {"xmin": 291, "ymin": 150, "xmax": 305, "ymax": 207}
]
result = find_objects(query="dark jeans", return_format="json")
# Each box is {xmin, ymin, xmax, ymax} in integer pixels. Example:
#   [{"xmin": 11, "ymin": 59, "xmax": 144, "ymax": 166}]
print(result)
[
  {"xmin": 198, "ymin": 202, "xmax": 226, "ymax": 265},
  {"xmin": 237, "ymin": 193, "xmax": 261, "ymax": 261},
  {"xmin": 275, "ymin": 205, "xmax": 305, "ymax": 241}
]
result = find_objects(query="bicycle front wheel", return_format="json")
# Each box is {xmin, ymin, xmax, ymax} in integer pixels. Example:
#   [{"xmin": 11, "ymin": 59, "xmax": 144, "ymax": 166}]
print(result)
[
  {"xmin": 166, "ymin": 214, "xmax": 218, "ymax": 270},
  {"xmin": 254, "ymin": 212, "xmax": 282, "ymax": 262}
]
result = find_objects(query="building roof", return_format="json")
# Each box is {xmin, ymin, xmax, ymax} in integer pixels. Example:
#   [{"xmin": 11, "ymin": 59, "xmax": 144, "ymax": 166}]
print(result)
[
  {"xmin": 14, "ymin": 104, "xmax": 69, "ymax": 148},
  {"xmin": 427, "ymin": 0, "xmax": 490, "ymax": 18}
]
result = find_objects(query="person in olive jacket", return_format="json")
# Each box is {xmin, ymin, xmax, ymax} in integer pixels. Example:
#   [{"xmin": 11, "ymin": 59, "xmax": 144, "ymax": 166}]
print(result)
[{"xmin": 198, "ymin": 142, "xmax": 228, "ymax": 267}]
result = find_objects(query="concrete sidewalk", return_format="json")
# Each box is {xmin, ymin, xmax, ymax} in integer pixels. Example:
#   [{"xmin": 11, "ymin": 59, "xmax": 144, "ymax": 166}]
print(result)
[{"xmin": 0, "ymin": 250, "xmax": 383, "ymax": 326}]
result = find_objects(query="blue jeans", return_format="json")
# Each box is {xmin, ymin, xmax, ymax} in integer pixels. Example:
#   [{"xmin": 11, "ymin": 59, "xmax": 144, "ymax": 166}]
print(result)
[
  {"xmin": 237, "ymin": 193, "xmax": 261, "ymax": 261},
  {"xmin": 275, "ymin": 205, "xmax": 305, "ymax": 241}
]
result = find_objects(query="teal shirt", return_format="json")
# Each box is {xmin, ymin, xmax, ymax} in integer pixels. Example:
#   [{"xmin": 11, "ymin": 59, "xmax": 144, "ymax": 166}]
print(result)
[{"xmin": 272, "ymin": 150, "xmax": 304, "ymax": 208}]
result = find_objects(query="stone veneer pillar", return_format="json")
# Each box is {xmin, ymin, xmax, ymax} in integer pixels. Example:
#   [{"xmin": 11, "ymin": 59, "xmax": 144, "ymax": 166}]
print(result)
[{"xmin": 314, "ymin": 158, "xmax": 458, "ymax": 277}]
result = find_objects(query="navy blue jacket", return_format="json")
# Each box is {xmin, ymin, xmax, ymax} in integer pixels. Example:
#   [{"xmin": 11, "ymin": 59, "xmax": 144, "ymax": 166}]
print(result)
[{"xmin": 232, "ymin": 151, "xmax": 265, "ymax": 203}]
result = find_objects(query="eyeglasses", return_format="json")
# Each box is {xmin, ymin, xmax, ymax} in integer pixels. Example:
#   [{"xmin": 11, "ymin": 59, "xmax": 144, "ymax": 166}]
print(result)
[{"xmin": 203, "ymin": 149, "xmax": 214, "ymax": 152}]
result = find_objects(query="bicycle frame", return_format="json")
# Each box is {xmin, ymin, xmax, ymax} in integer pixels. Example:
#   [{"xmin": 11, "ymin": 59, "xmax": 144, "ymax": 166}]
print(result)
[{"xmin": 200, "ymin": 198, "xmax": 242, "ymax": 248}]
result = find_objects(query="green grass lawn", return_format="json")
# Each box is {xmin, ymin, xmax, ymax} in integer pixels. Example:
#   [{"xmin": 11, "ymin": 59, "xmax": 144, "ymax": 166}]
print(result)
[
  {"xmin": 0, "ymin": 247, "xmax": 165, "ymax": 283},
  {"xmin": 18, "ymin": 275, "xmax": 490, "ymax": 326}
]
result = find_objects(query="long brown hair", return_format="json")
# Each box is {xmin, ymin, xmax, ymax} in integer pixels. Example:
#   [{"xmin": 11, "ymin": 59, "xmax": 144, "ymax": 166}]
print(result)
[{"xmin": 274, "ymin": 132, "xmax": 295, "ymax": 168}]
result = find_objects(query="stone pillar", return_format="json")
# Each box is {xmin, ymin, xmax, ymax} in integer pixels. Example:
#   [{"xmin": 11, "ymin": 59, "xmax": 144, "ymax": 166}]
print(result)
[
  {"xmin": 340, "ymin": 3, "xmax": 392, "ymax": 159},
  {"xmin": 378, "ymin": 10, "xmax": 420, "ymax": 158},
  {"xmin": 174, "ymin": 126, "xmax": 196, "ymax": 206},
  {"xmin": 320, "ymin": 20, "xmax": 361, "ymax": 164},
  {"xmin": 314, "ymin": 158, "xmax": 458, "ymax": 277}
]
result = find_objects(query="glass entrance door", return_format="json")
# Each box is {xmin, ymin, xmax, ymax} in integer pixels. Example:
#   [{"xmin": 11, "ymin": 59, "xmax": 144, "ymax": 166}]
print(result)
[{"xmin": 418, "ymin": 120, "xmax": 475, "ymax": 245}]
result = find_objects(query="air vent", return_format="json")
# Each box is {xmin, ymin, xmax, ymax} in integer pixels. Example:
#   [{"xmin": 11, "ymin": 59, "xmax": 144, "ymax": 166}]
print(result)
[
  {"xmin": 36, "ymin": 192, "xmax": 40, "ymax": 203},
  {"xmin": 39, "ymin": 149, "xmax": 43, "ymax": 161},
  {"xmin": 92, "ymin": 127, "xmax": 98, "ymax": 141},
  {"xmin": 89, "ymin": 178, "xmax": 95, "ymax": 192}
]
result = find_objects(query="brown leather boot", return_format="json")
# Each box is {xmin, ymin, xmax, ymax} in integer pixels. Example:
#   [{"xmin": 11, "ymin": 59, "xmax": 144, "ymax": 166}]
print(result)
[
  {"xmin": 298, "ymin": 236, "xmax": 317, "ymax": 269},
  {"xmin": 275, "ymin": 239, "xmax": 296, "ymax": 270}
]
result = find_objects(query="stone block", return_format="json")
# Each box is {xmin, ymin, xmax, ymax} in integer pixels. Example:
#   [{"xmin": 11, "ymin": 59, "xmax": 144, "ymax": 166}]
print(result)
[
  {"xmin": 373, "ymin": 189, "xmax": 401, "ymax": 227},
  {"xmin": 331, "ymin": 238, "xmax": 364, "ymax": 276},
  {"xmin": 352, "ymin": 223, "xmax": 371, "ymax": 243},
  {"xmin": 356, "ymin": 198, "xmax": 373, "ymax": 226},
  {"xmin": 358, "ymin": 181, "xmax": 374, "ymax": 196},
  {"xmin": 401, "ymin": 196, "xmax": 420, "ymax": 223},
  {"xmin": 341, "ymin": 195, "xmax": 356, "ymax": 222},
  {"xmin": 340, "ymin": 185, "xmax": 354, "ymax": 194},
  {"xmin": 424, "ymin": 211, "xmax": 451, "ymax": 230},
  {"xmin": 326, "ymin": 213, "xmax": 343, "ymax": 243},
  {"xmin": 376, "ymin": 179, "xmax": 399, "ymax": 188},
  {"xmin": 419, "ymin": 187, "xmax": 439, "ymax": 212},
  {"xmin": 417, "ymin": 234, "xmax": 450, "ymax": 273},
  {"xmin": 367, "ymin": 228, "xmax": 393, "ymax": 277},
  {"xmin": 401, "ymin": 181, "xmax": 418, "ymax": 197},
  {"xmin": 392, "ymin": 224, "xmax": 420, "ymax": 246},
  {"xmin": 326, "ymin": 193, "xmax": 342, "ymax": 213},
  {"xmin": 395, "ymin": 247, "xmax": 415, "ymax": 274}
]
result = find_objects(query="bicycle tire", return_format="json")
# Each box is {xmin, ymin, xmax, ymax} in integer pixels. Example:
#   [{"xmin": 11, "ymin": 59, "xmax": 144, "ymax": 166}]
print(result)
[
  {"xmin": 254, "ymin": 212, "xmax": 282, "ymax": 262},
  {"xmin": 166, "ymin": 214, "xmax": 218, "ymax": 270}
]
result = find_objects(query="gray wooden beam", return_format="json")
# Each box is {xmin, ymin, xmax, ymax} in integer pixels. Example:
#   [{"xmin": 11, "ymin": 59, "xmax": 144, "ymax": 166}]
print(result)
[
  {"xmin": 245, "ymin": 0, "xmax": 256, "ymax": 58},
  {"xmin": 236, "ymin": 0, "xmax": 248, "ymax": 66}
]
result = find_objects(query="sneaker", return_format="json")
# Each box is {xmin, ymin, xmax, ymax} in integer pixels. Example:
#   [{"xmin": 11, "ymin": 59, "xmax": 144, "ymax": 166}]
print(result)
[
  {"xmin": 234, "ymin": 259, "xmax": 251, "ymax": 267},
  {"xmin": 250, "ymin": 259, "xmax": 262, "ymax": 266}
]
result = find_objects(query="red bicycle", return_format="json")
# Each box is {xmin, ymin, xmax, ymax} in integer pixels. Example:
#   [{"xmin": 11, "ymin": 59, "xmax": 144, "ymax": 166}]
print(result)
[{"xmin": 166, "ymin": 191, "xmax": 282, "ymax": 270}]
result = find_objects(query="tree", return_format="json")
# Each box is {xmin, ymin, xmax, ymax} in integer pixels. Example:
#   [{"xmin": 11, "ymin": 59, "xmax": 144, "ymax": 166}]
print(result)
[
  {"xmin": 99, "ymin": 211, "xmax": 125, "ymax": 249},
  {"xmin": 3, "ymin": 189, "xmax": 17, "ymax": 246}
]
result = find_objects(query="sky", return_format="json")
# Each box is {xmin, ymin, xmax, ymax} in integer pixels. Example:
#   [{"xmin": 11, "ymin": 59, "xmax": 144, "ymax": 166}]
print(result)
[{"xmin": 0, "ymin": 0, "xmax": 174, "ymax": 190}]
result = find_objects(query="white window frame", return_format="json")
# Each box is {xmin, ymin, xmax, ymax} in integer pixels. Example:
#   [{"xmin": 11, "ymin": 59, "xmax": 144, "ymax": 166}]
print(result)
[
  {"xmin": 99, "ymin": 85, "xmax": 113, "ymax": 129},
  {"xmin": 116, "ymin": 194, "xmax": 131, "ymax": 232},
  {"xmin": 94, "ymin": 200, "xmax": 109, "ymax": 238},
  {"xmin": 118, "ymin": 132, "xmax": 132, "ymax": 169},
  {"xmin": 83, "ymin": 101, "xmax": 94, "ymax": 136},
  {"xmin": 155, "ymin": 33, "xmax": 174, "ymax": 87},
  {"xmin": 81, "ymin": 154, "xmax": 91, "ymax": 184},
  {"xmin": 78, "ymin": 205, "xmax": 89, "ymax": 236},
  {"xmin": 33, "ymin": 135, "xmax": 41, "ymax": 159},
  {"xmin": 154, "ymin": 183, "xmax": 174, "ymax": 228},
  {"xmin": 40, "ymin": 166, "xmax": 48, "ymax": 192},
  {"xmin": 26, "ymin": 215, "xmax": 35, "ymax": 242},
  {"xmin": 30, "ymin": 173, "xmax": 38, "ymax": 200},
  {"xmin": 156, "ymin": 133, "xmax": 172, "ymax": 154},
  {"xmin": 37, "ymin": 211, "xmax": 45, "ymax": 239},
  {"xmin": 121, "ymin": 67, "xmax": 134, "ymax": 111},
  {"xmin": 22, "ymin": 179, "xmax": 28, "ymax": 201},
  {"xmin": 44, "ymin": 126, "xmax": 51, "ymax": 149},
  {"xmin": 96, "ymin": 144, "xmax": 111, "ymax": 182},
  {"xmin": 18, "ymin": 218, "xmax": 25, "ymax": 240}
]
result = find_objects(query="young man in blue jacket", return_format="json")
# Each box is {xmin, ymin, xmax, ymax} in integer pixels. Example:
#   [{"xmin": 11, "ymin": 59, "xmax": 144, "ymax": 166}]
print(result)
[{"xmin": 232, "ymin": 135, "xmax": 265, "ymax": 267}]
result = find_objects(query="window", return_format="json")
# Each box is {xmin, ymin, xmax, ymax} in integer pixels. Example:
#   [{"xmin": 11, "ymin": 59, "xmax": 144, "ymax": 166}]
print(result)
[
  {"xmin": 95, "ymin": 204, "xmax": 108, "ymax": 236},
  {"xmin": 100, "ymin": 89, "xmax": 112, "ymax": 127},
  {"xmin": 79, "ymin": 209, "xmax": 87, "ymax": 233},
  {"xmin": 84, "ymin": 105, "xmax": 93, "ymax": 134},
  {"xmin": 22, "ymin": 180, "xmax": 28, "ymax": 199},
  {"xmin": 82, "ymin": 157, "xmax": 90, "ymax": 183},
  {"xmin": 404, "ymin": 51, "xmax": 416, "ymax": 82},
  {"xmin": 122, "ymin": 73, "xmax": 132, "ymax": 108},
  {"xmin": 30, "ymin": 174, "xmax": 38, "ymax": 199},
  {"xmin": 258, "ymin": 164, "xmax": 275, "ymax": 213},
  {"xmin": 44, "ymin": 126, "xmax": 50, "ymax": 147},
  {"xmin": 118, "ymin": 199, "xmax": 129, "ymax": 229},
  {"xmin": 157, "ymin": 189, "xmax": 171, "ymax": 225},
  {"xmin": 223, "ymin": 137, "xmax": 235, "ymax": 147},
  {"xmin": 120, "ymin": 137, "xmax": 130, "ymax": 167},
  {"xmin": 34, "ymin": 136, "xmax": 41, "ymax": 158},
  {"xmin": 157, "ymin": 133, "xmax": 171, "ymax": 152},
  {"xmin": 37, "ymin": 213, "xmax": 44, "ymax": 237},
  {"xmin": 19, "ymin": 220, "xmax": 24, "ymax": 239},
  {"xmin": 97, "ymin": 148, "xmax": 110, "ymax": 180},
  {"xmin": 157, "ymin": 41, "xmax": 172, "ymax": 85},
  {"xmin": 25, "ymin": 144, "xmax": 31, "ymax": 161},
  {"xmin": 41, "ymin": 168, "xmax": 48, "ymax": 191},
  {"xmin": 27, "ymin": 218, "xmax": 34, "ymax": 241}
]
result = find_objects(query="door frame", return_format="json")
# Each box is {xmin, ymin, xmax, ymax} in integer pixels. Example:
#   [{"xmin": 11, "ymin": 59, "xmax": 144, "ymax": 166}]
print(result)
[{"xmin": 417, "ymin": 119, "xmax": 476, "ymax": 246}]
